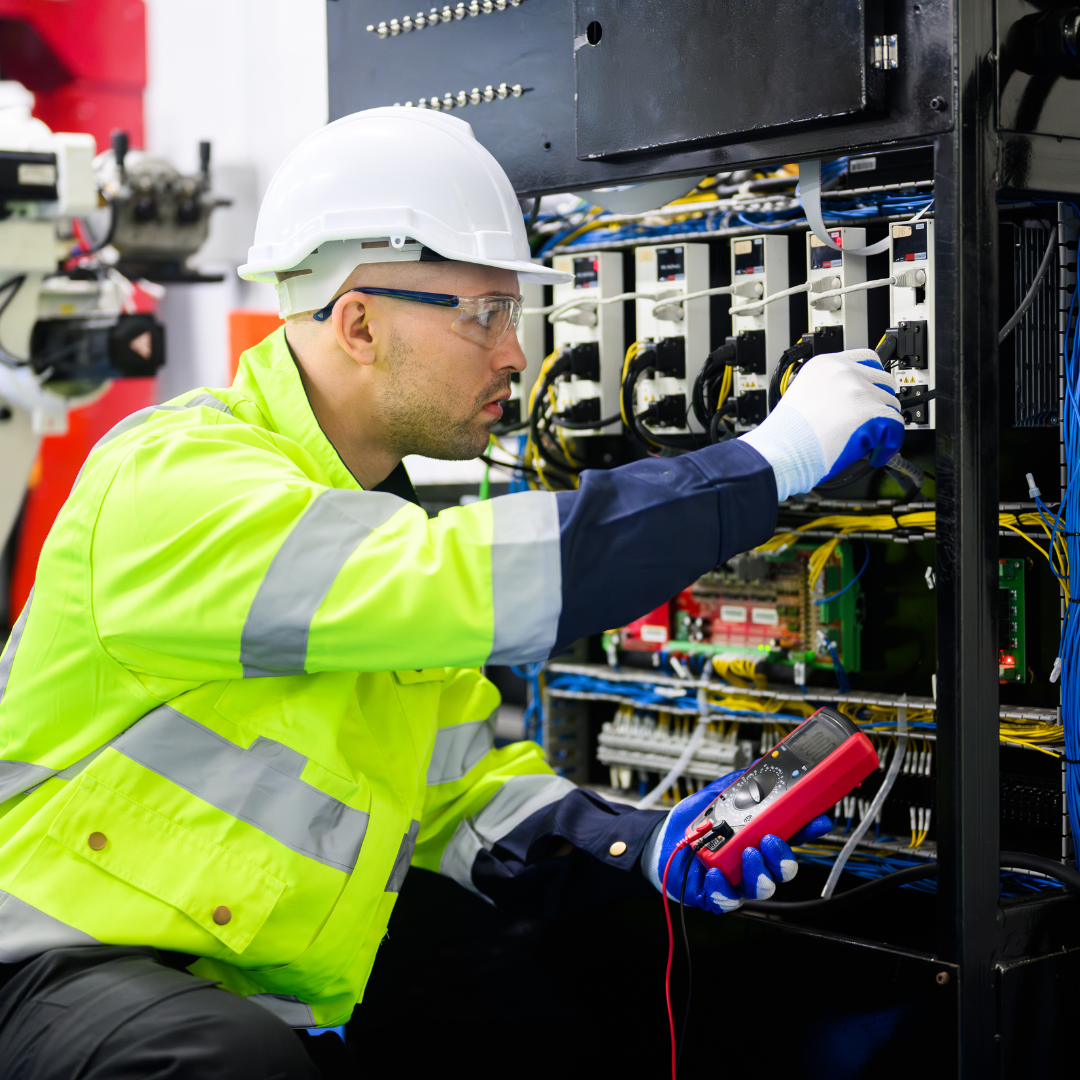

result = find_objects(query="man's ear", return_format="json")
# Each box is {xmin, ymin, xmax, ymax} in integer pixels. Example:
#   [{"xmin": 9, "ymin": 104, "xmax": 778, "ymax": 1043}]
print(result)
[{"xmin": 332, "ymin": 296, "xmax": 377, "ymax": 366}]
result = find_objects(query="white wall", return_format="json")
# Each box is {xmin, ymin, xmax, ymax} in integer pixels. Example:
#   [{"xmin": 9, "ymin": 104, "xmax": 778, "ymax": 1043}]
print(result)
[{"xmin": 143, "ymin": 0, "xmax": 328, "ymax": 399}]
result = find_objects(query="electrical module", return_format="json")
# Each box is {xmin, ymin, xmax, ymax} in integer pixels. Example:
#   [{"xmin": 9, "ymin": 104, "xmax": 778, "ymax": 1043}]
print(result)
[
  {"xmin": 729, "ymin": 234, "xmax": 788, "ymax": 430},
  {"xmin": 670, "ymin": 544, "xmax": 861, "ymax": 673},
  {"xmin": 999, "ymin": 558, "xmax": 1026, "ymax": 683},
  {"xmin": 806, "ymin": 227, "xmax": 867, "ymax": 349},
  {"xmin": 631, "ymin": 243, "xmax": 710, "ymax": 434},
  {"xmin": 890, "ymin": 219, "xmax": 935, "ymax": 428},
  {"xmin": 549, "ymin": 250, "xmax": 624, "ymax": 434}
]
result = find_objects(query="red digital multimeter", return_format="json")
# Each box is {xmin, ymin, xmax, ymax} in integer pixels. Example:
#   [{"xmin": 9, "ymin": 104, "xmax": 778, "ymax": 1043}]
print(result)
[{"xmin": 685, "ymin": 706, "xmax": 878, "ymax": 885}]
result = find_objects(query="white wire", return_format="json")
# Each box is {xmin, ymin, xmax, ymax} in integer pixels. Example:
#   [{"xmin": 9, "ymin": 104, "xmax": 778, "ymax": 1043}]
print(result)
[
  {"xmin": 820, "ymin": 696, "xmax": 909, "ymax": 898},
  {"xmin": 635, "ymin": 691, "xmax": 711, "ymax": 810}
]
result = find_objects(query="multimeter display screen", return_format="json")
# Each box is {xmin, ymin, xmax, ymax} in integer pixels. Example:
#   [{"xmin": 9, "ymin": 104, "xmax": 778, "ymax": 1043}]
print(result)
[{"xmin": 785, "ymin": 718, "xmax": 847, "ymax": 766}]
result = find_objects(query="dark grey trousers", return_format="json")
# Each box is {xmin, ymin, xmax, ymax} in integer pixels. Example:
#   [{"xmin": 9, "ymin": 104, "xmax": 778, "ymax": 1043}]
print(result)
[{"xmin": 0, "ymin": 946, "xmax": 349, "ymax": 1079}]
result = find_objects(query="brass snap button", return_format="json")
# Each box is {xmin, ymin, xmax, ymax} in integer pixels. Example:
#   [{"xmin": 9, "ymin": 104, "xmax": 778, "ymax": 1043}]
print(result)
[
  {"xmin": 87, "ymin": 832, "xmax": 107, "ymax": 851},
  {"xmin": 609, "ymin": 841, "xmax": 627, "ymax": 857},
  {"xmin": 212, "ymin": 906, "xmax": 232, "ymax": 925}
]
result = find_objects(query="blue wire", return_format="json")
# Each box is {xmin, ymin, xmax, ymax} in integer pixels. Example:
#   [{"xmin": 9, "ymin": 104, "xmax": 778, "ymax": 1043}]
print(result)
[
  {"xmin": 813, "ymin": 541, "xmax": 870, "ymax": 606},
  {"xmin": 511, "ymin": 662, "xmax": 545, "ymax": 745}
]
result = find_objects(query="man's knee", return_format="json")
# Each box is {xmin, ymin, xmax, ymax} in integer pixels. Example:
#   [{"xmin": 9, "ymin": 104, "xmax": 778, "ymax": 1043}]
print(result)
[
  {"xmin": 92, "ymin": 983, "xmax": 322, "ymax": 1080},
  {"xmin": 0, "ymin": 948, "xmax": 320, "ymax": 1080}
]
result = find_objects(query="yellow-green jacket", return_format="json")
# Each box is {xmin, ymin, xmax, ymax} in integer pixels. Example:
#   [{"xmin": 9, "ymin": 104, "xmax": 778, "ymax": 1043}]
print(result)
[{"xmin": 0, "ymin": 329, "xmax": 574, "ymax": 1027}]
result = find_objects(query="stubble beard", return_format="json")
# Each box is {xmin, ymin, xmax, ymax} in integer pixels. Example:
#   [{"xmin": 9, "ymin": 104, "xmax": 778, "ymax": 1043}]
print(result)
[{"xmin": 376, "ymin": 331, "xmax": 510, "ymax": 460}]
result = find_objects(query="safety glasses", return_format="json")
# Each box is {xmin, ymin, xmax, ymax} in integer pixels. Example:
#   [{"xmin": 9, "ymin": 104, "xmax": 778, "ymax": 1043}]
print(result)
[{"xmin": 311, "ymin": 287, "xmax": 522, "ymax": 349}]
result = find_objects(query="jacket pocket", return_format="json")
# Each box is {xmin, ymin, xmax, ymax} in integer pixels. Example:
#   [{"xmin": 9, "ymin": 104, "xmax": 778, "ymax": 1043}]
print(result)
[{"xmin": 48, "ymin": 774, "xmax": 286, "ymax": 955}]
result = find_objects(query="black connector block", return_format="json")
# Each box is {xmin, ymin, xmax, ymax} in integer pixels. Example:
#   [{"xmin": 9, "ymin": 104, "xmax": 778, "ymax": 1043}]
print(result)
[
  {"xmin": 653, "ymin": 394, "xmax": 687, "ymax": 428},
  {"xmin": 729, "ymin": 330, "xmax": 767, "ymax": 375},
  {"xmin": 652, "ymin": 337, "xmax": 685, "ymax": 379},
  {"xmin": 898, "ymin": 383, "xmax": 931, "ymax": 425},
  {"xmin": 896, "ymin": 320, "xmax": 929, "ymax": 370},
  {"xmin": 736, "ymin": 389, "xmax": 768, "ymax": 426},
  {"xmin": 501, "ymin": 399, "xmax": 521, "ymax": 425},
  {"xmin": 560, "ymin": 397, "xmax": 601, "ymax": 425},
  {"xmin": 568, "ymin": 342, "xmax": 600, "ymax": 381},
  {"xmin": 804, "ymin": 325, "xmax": 844, "ymax": 354}
]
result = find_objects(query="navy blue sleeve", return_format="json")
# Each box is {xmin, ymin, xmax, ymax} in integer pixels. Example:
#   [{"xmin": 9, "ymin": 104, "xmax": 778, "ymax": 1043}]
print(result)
[
  {"xmin": 471, "ymin": 790, "xmax": 666, "ymax": 916},
  {"xmin": 552, "ymin": 440, "xmax": 778, "ymax": 655}
]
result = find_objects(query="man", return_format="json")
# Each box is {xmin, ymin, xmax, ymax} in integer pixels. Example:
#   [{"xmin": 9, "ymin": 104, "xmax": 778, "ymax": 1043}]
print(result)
[{"xmin": 0, "ymin": 108, "xmax": 903, "ymax": 1077}]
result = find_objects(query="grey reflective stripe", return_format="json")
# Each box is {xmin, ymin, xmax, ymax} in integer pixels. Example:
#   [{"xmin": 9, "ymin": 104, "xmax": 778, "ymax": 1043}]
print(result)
[
  {"xmin": 74, "ymin": 394, "xmax": 236, "ymax": 490},
  {"xmin": 91, "ymin": 393, "xmax": 234, "ymax": 454},
  {"xmin": 426, "ymin": 717, "xmax": 493, "ymax": 785},
  {"xmin": 385, "ymin": 819, "xmax": 420, "ymax": 893},
  {"xmin": 247, "ymin": 993, "xmax": 316, "ymax": 1028},
  {"xmin": 113, "ymin": 705, "xmax": 369, "ymax": 872},
  {"xmin": 0, "ymin": 586, "xmax": 33, "ymax": 706},
  {"xmin": 438, "ymin": 773, "xmax": 575, "ymax": 895},
  {"xmin": 471, "ymin": 772, "xmax": 576, "ymax": 845},
  {"xmin": 0, "ymin": 760, "xmax": 57, "ymax": 804},
  {"xmin": 488, "ymin": 491, "xmax": 562, "ymax": 665},
  {"xmin": 240, "ymin": 488, "xmax": 406, "ymax": 677},
  {"xmin": 0, "ymin": 889, "xmax": 99, "ymax": 963}
]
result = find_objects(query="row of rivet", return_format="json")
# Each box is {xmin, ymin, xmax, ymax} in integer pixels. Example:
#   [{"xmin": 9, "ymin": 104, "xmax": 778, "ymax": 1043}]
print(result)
[
  {"xmin": 368, "ymin": 0, "xmax": 523, "ymax": 38},
  {"xmin": 393, "ymin": 83, "xmax": 530, "ymax": 109}
]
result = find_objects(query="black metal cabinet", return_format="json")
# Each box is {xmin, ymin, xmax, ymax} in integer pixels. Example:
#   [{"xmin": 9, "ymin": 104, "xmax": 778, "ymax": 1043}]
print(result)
[{"xmin": 328, "ymin": 2, "xmax": 1080, "ymax": 1074}]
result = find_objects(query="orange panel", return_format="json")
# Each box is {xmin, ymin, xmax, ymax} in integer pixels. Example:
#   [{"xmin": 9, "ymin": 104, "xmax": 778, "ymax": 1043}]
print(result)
[{"xmin": 229, "ymin": 311, "xmax": 283, "ymax": 383}]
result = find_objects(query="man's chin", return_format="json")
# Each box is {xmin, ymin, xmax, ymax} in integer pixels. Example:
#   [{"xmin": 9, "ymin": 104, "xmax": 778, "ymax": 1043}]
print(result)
[{"xmin": 407, "ymin": 426, "xmax": 492, "ymax": 462}]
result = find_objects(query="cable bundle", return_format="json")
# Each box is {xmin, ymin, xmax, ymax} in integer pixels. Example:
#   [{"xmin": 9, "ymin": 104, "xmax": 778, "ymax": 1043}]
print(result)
[{"xmin": 1059, "ymin": 253, "xmax": 1080, "ymax": 850}]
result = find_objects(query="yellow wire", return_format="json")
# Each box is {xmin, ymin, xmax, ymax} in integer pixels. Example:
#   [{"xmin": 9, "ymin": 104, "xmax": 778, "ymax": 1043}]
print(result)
[
  {"xmin": 716, "ymin": 365, "xmax": 732, "ymax": 412},
  {"xmin": 553, "ymin": 207, "xmax": 605, "ymax": 249},
  {"xmin": 620, "ymin": 341, "xmax": 640, "ymax": 427}
]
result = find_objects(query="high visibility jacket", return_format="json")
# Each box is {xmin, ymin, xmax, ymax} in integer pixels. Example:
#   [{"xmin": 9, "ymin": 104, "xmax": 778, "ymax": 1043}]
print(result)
[{"xmin": 0, "ymin": 328, "xmax": 776, "ymax": 1027}]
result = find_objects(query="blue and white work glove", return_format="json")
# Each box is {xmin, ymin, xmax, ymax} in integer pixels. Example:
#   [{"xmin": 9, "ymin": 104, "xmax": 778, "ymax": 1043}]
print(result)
[
  {"xmin": 642, "ymin": 771, "xmax": 833, "ymax": 912},
  {"xmin": 740, "ymin": 349, "xmax": 905, "ymax": 501}
]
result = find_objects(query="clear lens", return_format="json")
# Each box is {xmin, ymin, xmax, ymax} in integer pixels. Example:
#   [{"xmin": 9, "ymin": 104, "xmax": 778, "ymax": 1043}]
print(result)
[{"xmin": 450, "ymin": 296, "xmax": 521, "ymax": 348}]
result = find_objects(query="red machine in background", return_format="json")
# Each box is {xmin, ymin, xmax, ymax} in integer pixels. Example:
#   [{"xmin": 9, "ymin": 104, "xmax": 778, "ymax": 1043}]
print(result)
[
  {"xmin": 0, "ymin": 2, "xmax": 226, "ymax": 622},
  {"xmin": 0, "ymin": 0, "xmax": 149, "ymax": 622}
]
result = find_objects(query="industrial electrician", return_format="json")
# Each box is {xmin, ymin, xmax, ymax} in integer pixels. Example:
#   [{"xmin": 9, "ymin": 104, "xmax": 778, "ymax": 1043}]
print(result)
[{"xmin": 0, "ymin": 108, "xmax": 904, "ymax": 1077}]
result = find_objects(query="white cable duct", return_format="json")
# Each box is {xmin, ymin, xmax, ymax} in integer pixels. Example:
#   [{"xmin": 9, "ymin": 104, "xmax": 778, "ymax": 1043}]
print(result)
[
  {"xmin": 820, "ymin": 695, "xmax": 910, "ymax": 898},
  {"xmin": 635, "ymin": 688, "xmax": 711, "ymax": 810}
]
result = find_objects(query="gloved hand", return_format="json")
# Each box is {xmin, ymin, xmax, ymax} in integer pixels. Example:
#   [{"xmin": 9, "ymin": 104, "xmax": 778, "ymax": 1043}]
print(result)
[
  {"xmin": 740, "ymin": 349, "xmax": 904, "ymax": 501},
  {"xmin": 642, "ymin": 771, "xmax": 833, "ymax": 912}
]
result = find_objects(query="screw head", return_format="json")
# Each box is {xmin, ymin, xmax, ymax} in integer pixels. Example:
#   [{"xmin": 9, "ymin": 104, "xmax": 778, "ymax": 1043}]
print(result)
[
  {"xmin": 936, "ymin": 970, "xmax": 951, "ymax": 985},
  {"xmin": 929, "ymin": 96, "xmax": 948, "ymax": 112}
]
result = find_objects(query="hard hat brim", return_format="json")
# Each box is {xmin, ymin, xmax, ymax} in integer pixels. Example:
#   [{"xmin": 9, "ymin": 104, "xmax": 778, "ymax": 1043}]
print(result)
[{"xmin": 239, "ymin": 251, "xmax": 570, "ymax": 286}]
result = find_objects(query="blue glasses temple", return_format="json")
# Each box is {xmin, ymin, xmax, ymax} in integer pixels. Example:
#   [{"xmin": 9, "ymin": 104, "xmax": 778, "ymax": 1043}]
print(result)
[{"xmin": 312, "ymin": 287, "xmax": 459, "ymax": 321}]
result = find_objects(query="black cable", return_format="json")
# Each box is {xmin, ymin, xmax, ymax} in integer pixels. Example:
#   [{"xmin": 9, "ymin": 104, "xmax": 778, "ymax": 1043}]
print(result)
[
  {"xmin": 552, "ymin": 412, "xmax": 622, "ymax": 430},
  {"xmin": 677, "ymin": 854, "xmax": 693, "ymax": 1078},
  {"xmin": 527, "ymin": 196, "xmax": 541, "ymax": 232},
  {"xmin": 491, "ymin": 415, "xmax": 531, "ymax": 435},
  {"xmin": 633, "ymin": 411, "xmax": 704, "ymax": 452},
  {"xmin": 1000, "ymin": 228, "xmax": 1056, "ymax": 343},
  {"xmin": 0, "ymin": 275, "xmax": 29, "ymax": 368},
  {"xmin": 529, "ymin": 352, "xmax": 584, "ymax": 476},
  {"xmin": 741, "ymin": 850, "xmax": 1080, "ymax": 914},
  {"xmin": 478, "ymin": 453, "xmax": 540, "ymax": 477}
]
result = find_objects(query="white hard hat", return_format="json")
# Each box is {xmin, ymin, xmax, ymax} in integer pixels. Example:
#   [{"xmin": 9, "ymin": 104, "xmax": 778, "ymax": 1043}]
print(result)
[{"xmin": 239, "ymin": 106, "xmax": 570, "ymax": 315}]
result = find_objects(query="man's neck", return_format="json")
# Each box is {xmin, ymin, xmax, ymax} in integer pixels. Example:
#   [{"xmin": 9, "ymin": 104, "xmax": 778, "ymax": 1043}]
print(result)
[{"xmin": 285, "ymin": 325, "xmax": 400, "ymax": 489}]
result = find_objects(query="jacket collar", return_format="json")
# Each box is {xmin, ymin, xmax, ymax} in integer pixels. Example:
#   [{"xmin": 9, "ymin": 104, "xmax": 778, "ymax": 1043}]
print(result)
[
  {"xmin": 232, "ymin": 327, "xmax": 421, "ymax": 506},
  {"xmin": 233, "ymin": 326, "xmax": 361, "ymax": 491}
]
